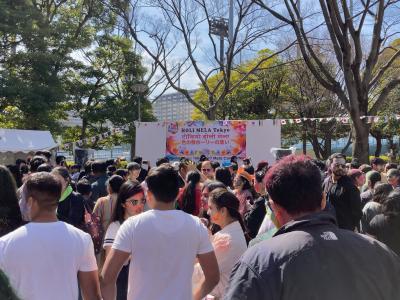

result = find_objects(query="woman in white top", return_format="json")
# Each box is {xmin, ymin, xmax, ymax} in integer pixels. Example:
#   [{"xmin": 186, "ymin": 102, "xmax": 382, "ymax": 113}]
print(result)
[
  {"xmin": 103, "ymin": 180, "xmax": 145, "ymax": 300},
  {"xmin": 193, "ymin": 187, "xmax": 247, "ymax": 299}
]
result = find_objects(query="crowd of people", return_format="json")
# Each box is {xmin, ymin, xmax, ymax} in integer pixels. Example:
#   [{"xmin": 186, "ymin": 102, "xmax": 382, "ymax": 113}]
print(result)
[{"xmin": 0, "ymin": 150, "xmax": 400, "ymax": 300}]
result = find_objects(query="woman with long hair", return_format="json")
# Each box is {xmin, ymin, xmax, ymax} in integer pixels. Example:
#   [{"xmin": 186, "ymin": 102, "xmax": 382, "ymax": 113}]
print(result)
[
  {"xmin": 0, "ymin": 165, "xmax": 23, "ymax": 237},
  {"xmin": 177, "ymin": 171, "xmax": 202, "ymax": 216},
  {"xmin": 233, "ymin": 169, "xmax": 256, "ymax": 217},
  {"xmin": 193, "ymin": 187, "xmax": 247, "ymax": 299},
  {"xmin": 367, "ymin": 189, "xmax": 400, "ymax": 255},
  {"xmin": 93, "ymin": 175, "xmax": 125, "ymax": 232},
  {"xmin": 215, "ymin": 167, "xmax": 233, "ymax": 190},
  {"xmin": 103, "ymin": 180, "xmax": 145, "ymax": 300}
]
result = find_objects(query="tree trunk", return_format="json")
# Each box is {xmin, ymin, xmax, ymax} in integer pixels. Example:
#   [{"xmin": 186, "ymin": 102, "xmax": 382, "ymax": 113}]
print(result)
[
  {"xmin": 374, "ymin": 133, "xmax": 382, "ymax": 157},
  {"xmin": 80, "ymin": 118, "xmax": 88, "ymax": 141},
  {"xmin": 205, "ymin": 108, "xmax": 216, "ymax": 120},
  {"xmin": 302, "ymin": 126, "xmax": 307, "ymax": 155},
  {"xmin": 352, "ymin": 118, "xmax": 370, "ymax": 164},
  {"xmin": 388, "ymin": 137, "xmax": 398, "ymax": 162},
  {"xmin": 323, "ymin": 137, "xmax": 332, "ymax": 160},
  {"xmin": 309, "ymin": 137, "xmax": 322, "ymax": 160}
]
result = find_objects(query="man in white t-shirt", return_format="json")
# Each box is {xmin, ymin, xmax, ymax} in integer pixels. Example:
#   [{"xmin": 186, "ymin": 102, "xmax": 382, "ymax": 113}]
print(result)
[
  {"xmin": 101, "ymin": 164, "xmax": 220, "ymax": 300},
  {"xmin": 0, "ymin": 172, "xmax": 101, "ymax": 300}
]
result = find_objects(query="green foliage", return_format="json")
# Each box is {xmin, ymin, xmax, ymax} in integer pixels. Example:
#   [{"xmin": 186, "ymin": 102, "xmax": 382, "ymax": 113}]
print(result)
[
  {"xmin": 0, "ymin": 106, "xmax": 24, "ymax": 128},
  {"xmin": 0, "ymin": 0, "xmax": 106, "ymax": 130},
  {"xmin": 64, "ymin": 34, "xmax": 154, "ymax": 147},
  {"xmin": 369, "ymin": 39, "xmax": 400, "ymax": 157},
  {"xmin": 0, "ymin": 0, "xmax": 154, "ymax": 150},
  {"xmin": 192, "ymin": 50, "xmax": 286, "ymax": 120}
]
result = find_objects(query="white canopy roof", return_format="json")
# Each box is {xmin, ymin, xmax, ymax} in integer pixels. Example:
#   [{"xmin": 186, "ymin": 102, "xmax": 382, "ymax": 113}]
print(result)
[{"xmin": 0, "ymin": 129, "xmax": 58, "ymax": 153}]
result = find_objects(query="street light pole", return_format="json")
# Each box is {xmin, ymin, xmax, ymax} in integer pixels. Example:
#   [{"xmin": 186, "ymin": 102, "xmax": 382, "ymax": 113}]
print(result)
[
  {"xmin": 229, "ymin": 0, "xmax": 233, "ymax": 44},
  {"xmin": 132, "ymin": 83, "xmax": 147, "ymax": 122},
  {"xmin": 210, "ymin": 17, "xmax": 229, "ymax": 72}
]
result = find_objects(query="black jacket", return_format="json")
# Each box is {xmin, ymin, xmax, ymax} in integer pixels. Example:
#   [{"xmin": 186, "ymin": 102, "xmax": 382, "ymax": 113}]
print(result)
[
  {"xmin": 323, "ymin": 175, "xmax": 362, "ymax": 230},
  {"xmin": 137, "ymin": 168, "xmax": 148, "ymax": 183},
  {"xmin": 90, "ymin": 174, "xmax": 109, "ymax": 203},
  {"xmin": 224, "ymin": 212, "xmax": 400, "ymax": 300},
  {"xmin": 57, "ymin": 191, "xmax": 85, "ymax": 229},
  {"xmin": 245, "ymin": 196, "xmax": 267, "ymax": 239}
]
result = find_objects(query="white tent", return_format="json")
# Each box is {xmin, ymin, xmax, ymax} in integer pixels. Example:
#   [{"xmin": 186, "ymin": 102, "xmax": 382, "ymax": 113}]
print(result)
[{"xmin": 0, "ymin": 129, "xmax": 58, "ymax": 165}]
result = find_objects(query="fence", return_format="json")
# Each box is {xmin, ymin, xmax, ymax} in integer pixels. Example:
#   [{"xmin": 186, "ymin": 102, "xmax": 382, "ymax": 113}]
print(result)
[{"xmin": 57, "ymin": 145, "xmax": 131, "ymax": 162}]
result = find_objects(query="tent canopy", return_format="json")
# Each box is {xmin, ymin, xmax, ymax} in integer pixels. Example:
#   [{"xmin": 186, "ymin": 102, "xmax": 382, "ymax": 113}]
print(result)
[{"xmin": 0, "ymin": 129, "xmax": 58, "ymax": 153}]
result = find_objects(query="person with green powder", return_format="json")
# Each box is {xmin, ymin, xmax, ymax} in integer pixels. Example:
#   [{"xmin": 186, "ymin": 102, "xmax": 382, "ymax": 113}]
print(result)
[{"xmin": 51, "ymin": 167, "xmax": 85, "ymax": 228}]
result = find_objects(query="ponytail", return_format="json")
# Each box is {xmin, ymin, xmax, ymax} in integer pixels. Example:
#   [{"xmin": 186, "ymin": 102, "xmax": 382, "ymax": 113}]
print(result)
[
  {"xmin": 181, "ymin": 171, "xmax": 201, "ymax": 215},
  {"xmin": 227, "ymin": 207, "xmax": 251, "ymax": 244},
  {"xmin": 209, "ymin": 187, "xmax": 251, "ymax": 244}
]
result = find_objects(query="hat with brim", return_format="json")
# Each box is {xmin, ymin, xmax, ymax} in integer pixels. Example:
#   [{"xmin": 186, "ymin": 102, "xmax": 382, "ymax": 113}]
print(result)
[{"xmin": 237, "ymin": 168, "xmax": 254, "ymax": 182}]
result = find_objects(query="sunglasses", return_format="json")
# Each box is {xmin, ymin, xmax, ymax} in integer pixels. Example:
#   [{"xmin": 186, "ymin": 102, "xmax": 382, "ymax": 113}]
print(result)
[
  {"xmin": 202, "ymin": 168, "xmax": 212, "ymax": 172},
  {"xmin": 126, "ymin": 198, "xmax": 146, "ymax": 206}
]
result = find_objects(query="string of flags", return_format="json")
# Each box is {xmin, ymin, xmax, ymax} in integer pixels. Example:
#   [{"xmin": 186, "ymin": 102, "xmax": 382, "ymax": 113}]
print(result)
[
  {"xmin": 60, "ymin": 125, "xmax": 129, "ymax": 150},
  {"xmin": 279, "ymin": 114, "xmax": 400, "ymax": 125},
  {"xmin": 133, "ymin": 120, "xmax": 264, "ymax": 127},
  {"xmin": 60, "ymin": 114, "xmax": 400, "ymax": 149}
]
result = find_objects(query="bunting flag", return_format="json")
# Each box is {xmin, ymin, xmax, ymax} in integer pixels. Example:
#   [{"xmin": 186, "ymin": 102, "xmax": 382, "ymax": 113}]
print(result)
[
  {"xmin": 61, "ymin": 114, "xmax": 400, "ymax": 149},
  {"xmin": 341, "ymin": 117, "xmax": 349, "ymax": 124},
  {"xmin": 61, "ymin": 126, "xmax": 127, "ymax": 150},
  {"xmin": 278, "ymin": 114, "xmax": 400, "ymax": 126}
]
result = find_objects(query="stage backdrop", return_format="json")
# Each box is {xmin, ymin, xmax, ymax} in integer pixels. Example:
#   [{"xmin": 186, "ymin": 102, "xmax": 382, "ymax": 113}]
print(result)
[
  {"xmin": 135, "ymin": 120, "xmax": 280, "ymax": 165},
  {"xmin": 166, "ymin": 120, "xmax": 246, "ymax": 161}
]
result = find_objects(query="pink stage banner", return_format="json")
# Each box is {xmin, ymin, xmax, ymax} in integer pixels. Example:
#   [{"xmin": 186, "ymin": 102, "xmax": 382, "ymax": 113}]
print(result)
[{"xmin": 166, "ymin": 121, "xmax": 246, "ymax": 161}]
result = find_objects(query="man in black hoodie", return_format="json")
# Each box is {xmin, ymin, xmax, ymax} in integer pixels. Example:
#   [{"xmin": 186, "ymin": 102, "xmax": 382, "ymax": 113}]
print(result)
[
  {"xmin": 225, "ymin": 155, "xmax": 400, "ymax": 300},
  {"xmin": 323, "ymin": 153, "xmax": 362, "ymax": 231}
]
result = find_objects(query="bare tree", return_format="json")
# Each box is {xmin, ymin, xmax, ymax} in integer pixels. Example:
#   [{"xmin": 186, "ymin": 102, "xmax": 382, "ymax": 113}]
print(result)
[
  {"xmin": 104, "ymin": 0, "xmax": 293, "ymax": 119},
  {"xmin": 254, "ymin": 0, "xmax": 400, "ymax": 163},
  {"xmin": 282, "ymin": 60, "xmax": 349, "ymax": 160}
]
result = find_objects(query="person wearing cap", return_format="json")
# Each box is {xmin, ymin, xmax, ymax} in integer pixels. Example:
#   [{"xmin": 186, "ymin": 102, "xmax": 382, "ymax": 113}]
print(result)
[
  {"xmin": 233, "ymin": 169, "xmax": 255, "ymax": 217},
  {"xmin": 386, "ymin": 168, "xmax": 400, "ymax": 189},
  {"xmin": 360, "ymin": 171, "xmax": 382, "ymax": 208},
  {"xmin": 127, "ymin": 162, "xmax": 141, "ymax": 182}
]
